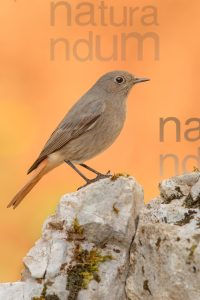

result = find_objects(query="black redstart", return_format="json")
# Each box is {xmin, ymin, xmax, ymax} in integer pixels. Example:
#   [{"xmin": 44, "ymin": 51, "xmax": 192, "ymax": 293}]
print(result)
[{"xmin": 8, "ymin": 70, "xmax": 149, "ymax": 208}]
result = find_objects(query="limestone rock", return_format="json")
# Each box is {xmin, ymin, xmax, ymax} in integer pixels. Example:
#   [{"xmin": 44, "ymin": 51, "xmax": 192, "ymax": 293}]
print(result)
[
  {"xmin": 3, "ymin": 172, "xmax": 200, "ymax": 300},
  {"xmin": 0, "ymin": 176, "xmax": 143, "ymax": 300},
  {"xmin": 126, "ymin": 172, "xmax": 200, "ymax": 300},
  {"xmin": 0, "ymin": 282, "xmax": 43, "ymax": 300}
]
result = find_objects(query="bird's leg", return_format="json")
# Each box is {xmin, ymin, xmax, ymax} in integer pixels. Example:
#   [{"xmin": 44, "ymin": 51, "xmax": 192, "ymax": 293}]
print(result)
[
  {"xmin": 79, "ymin": 163, "xmax": 107, "ymax": 176},
  {"xmin": 65, "ymin": 160, "xmax": 90, "ymax": 183},
  {"xmin": 65, "ymin": 161, "xmax": 111, "ymax": 190},
  {"xmin": 80, "ymin": 163, "xmax": 111, "ymax": 179}
]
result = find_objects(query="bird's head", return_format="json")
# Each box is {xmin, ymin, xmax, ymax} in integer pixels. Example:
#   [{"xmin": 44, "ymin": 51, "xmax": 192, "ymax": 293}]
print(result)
[{"xmin": 96, "ymin": 70, "xmax": 150, "ymax": 96}]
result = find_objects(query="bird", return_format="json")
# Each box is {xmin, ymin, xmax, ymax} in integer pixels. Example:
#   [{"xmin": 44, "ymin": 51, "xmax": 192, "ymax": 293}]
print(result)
[{"xmin": 7, "ymin": 70, "xmax": 149, "ymax": 209}]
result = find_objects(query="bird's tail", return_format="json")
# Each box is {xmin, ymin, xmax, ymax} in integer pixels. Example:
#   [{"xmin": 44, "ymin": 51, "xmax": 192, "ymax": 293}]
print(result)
[{"xmin": 7, "ymin": 159, "xmax": 48, "ymax": 209}]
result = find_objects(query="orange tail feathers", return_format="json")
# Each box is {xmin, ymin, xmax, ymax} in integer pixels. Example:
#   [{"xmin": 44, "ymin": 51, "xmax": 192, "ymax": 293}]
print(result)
[{"xmin": 7, "ymin": 159, "xmax": 48, "ymax": 209}]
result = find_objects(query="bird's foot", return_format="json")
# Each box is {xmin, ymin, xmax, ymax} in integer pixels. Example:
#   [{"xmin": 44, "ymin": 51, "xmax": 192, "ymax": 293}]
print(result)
[{"xmin": 77, "ymin": 171, "xmax": 112, "ymax": 190}]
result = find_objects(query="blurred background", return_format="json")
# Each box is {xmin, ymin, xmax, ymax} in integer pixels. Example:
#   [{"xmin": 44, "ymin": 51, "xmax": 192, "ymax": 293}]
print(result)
[{"xmin": 0, "ymin": 0, "xmax": 199, "ymax": 281}]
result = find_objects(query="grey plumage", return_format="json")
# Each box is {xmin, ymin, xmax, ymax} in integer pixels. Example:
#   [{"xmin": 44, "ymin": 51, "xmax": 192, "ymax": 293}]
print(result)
[
  {"xmin": 27, "ymin": 95, "xmax": 104, "ymax": 173},
  {"xmin": 28, "ymin": 70, "xmax": 149, "ymax": 173},
  {"xmin": 8, "ymin": 70, "xmax": 149, "ymax": 209}
]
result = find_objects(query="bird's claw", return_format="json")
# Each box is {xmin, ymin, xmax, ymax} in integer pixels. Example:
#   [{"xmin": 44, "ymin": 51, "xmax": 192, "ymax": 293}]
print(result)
[{"xmin": 77, "ymin": 172, "xmax": 112, "ymax": 190}]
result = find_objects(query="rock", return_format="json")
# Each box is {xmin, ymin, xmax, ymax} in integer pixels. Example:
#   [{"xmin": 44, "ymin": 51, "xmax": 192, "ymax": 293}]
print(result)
[
  {"xmin": 23, "ymin": 240, "xmax": 51, "ymax": 279},
  {"xmin": 126, "ymin": 172, "xmax": 200, "ymax": 300},
  {"xmin": 3, "ymin": 172, "xmax": 200, "ymax": 300},
  {"xmin": 0, "ymin": 176, "xmax": 143, "ymax": 300},
  {"xmin": 0, "ymin": 282, "xmax": 43, "ymax": 300},
  {"xmin": 159, "ymin": 172, "xmax": 200, "ymax": 203}
]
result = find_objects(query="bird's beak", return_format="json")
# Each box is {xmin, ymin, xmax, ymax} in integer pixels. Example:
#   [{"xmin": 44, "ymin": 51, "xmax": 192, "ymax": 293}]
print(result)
[{"xmin": 133, "ymin": 77, "xmax": 150, "ymax": 84}]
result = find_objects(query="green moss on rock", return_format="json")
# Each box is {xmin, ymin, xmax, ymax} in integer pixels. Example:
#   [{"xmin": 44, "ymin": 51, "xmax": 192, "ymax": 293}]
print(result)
[
  {"xmin": 67, "ymin": 217, "xmax": 85, "ymax": 241},
  {"xmin": 111, "ymin": 173, "xmax": 130, "ymax": 181},
  {"xmin": 32, "ymin": 284, "xmax": 60, "ymax": 300},
  {"xmin": 186, "ymin": 244, "xmax": 198, "ymax": 265},
  {"xmin": 66, "ymin": 245, "xmax": 112, "ymax": 300}
]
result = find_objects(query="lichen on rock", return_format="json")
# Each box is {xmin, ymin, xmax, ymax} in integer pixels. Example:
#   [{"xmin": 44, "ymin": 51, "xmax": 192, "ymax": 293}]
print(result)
[
  {"xmin": 0, "ymin": 176, "xmax": 143, "ymax": 300},
  {"xmin": 126, "ymin": 172, "xmax": 200, "ymax": 300},
  {"xmin": 2, "ymin": 172, "xmax": 200, "ymax": 300}
]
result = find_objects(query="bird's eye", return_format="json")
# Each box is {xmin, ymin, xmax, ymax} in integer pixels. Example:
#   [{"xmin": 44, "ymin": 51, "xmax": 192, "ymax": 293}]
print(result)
[{"xmin": 114, "ymin": 76, "xmax": 125, "ymax": 84}]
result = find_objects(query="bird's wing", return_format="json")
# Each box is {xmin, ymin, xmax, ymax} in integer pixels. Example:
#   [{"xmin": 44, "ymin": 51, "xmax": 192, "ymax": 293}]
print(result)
[{"xmin": 27, "ymin": 98, "xmax": 105, "ymax": 174}]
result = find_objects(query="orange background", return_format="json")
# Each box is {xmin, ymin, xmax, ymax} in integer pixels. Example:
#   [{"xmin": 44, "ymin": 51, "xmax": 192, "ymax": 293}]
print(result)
[{"xmin": 0, "ymin": 0, "xmax": 199, "ymax": 282}]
